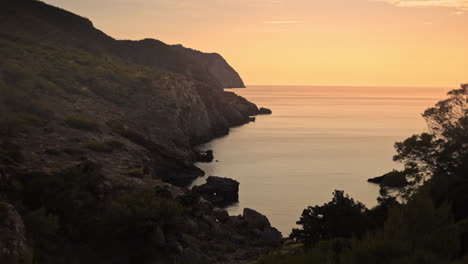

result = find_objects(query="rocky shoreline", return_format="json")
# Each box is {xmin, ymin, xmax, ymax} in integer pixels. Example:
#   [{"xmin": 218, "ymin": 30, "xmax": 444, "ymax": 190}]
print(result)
[{"xmin": 0, "ymin": 1, "xmax": 279, "ymax": 263}]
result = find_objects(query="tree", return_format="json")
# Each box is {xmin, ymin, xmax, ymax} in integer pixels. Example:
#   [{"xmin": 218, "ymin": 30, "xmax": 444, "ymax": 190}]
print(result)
[
  {"xmin": 290, "ymin": 191, "xmax": 369, "ymax": 248},
  {"xmin": 381, "ymin": 84, "xmax": 468, "ymax": 200}
]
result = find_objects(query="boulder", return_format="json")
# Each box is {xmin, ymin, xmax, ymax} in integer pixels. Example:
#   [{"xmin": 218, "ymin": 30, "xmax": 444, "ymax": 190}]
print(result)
[
  {"xmin": 243, "ymin": 208, "xmax": 271, "ymax": 231},
  {"xmin": 194, "ymin": 150, "xmax": 214, "ymax": 163},
  {"xmin": 192, "ymin": 176, "xmax": 239, "ymax": 206},
  {"xmin": 260, "ymin": 227, "xmax": 283, "ymax": 247},
  {"xmin": 258, "ymin": 107, "xmax": 272, "ymax": 115},
  {"xmin": 0, "ymin": 203, "xmax": 29, "ymax": 263},
  {"xmin": 213, "ymin": 209, "xmax": 230, "ymax": 223},
  {"xmin": 225, "ymin": 215, "xmax": 245, "ymax": 229}
]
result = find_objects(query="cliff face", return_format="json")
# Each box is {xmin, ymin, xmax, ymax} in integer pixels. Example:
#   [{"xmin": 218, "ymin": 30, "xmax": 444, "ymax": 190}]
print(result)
[
  {"xmin": 0, "ymin": 1, "xmax": 275, "ymax": 263},
  {"xmin": 2, "ymin": 0, "xmax": 223, "ymax": 88},
  {"xmin": 172, "ymin": 45, "xmax": 246, "ymax": 88},
  {"xmin": 0, "ymin": 0, "xmax": 257, "ymax": 183}
]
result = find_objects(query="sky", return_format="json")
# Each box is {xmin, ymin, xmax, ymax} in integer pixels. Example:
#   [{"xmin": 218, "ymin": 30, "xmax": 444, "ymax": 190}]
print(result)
[{"xmin": 43, "ymin": 0, "xmax": 468, "ymax": 87}]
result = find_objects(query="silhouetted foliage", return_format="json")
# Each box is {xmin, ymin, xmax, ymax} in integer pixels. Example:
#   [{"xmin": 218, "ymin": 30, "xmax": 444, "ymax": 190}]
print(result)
[
  {"xmin": 97, "ymin": 189, "xmax": 184, "ymax": 260},
  {"xmin": 390, "ymin": 84, "xmax": 468, "ymax": 198},
  {"xmin": 290, "ymin": 190, "xmax": 369, "ymax": 248},
  {"xmin": 262, "ymin": 85, "xmax": 468, "ymax": 264},
  {"xmin": 16, "ymin": 162, "xmax": 103, "ymax": 241}
]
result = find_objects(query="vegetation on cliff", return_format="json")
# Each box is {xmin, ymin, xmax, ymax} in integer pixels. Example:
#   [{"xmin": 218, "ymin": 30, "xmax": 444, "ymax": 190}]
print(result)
[
  {"xmin": 172, "ymin": 44, "xmax": 246, "ymax": 88},
  {"xmin": 0, "ymin": 1, "xmax": 272, "ymax": 263}
]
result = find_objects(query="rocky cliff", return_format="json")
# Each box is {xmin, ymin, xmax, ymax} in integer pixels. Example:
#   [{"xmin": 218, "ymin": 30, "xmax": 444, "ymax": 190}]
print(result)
[
  {"xmin": 0, "ymin": 1, "xmax": 277, "ymax": 263},
  {"xmin": 172, "ymin": 45, "xmax": 246, "ymax": 88}
]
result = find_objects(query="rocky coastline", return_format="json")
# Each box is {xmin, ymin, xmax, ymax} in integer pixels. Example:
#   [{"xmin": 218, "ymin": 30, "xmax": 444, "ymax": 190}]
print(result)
[{"xmin": 0, "ymin": 1, "xmax": 279, "ymax": 263}]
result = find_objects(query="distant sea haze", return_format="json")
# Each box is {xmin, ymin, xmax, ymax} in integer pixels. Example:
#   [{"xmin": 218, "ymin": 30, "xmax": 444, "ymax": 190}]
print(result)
[{"xmin": 193, "ymin": 85, "xmax": 450, "ymax": 235}]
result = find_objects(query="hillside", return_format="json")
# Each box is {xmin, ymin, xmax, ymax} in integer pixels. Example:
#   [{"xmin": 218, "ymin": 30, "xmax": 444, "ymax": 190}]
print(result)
[
  {"xmin": 172, "ymin": 45, "xmax": 246, "ymax": 88},
  {"xmin": 1, "ymin": 0, "xmax": 242, "ymax": 89},
  {"xmin": 0, "ymin": 1, "xmax": 276, "ymax": 263}
]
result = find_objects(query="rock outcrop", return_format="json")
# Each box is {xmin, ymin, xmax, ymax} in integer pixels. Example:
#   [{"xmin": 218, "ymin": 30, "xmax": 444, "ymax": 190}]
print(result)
[
  {"xmin": 192, "ymin": 176, "xmax": 240, "ymax": 205},
  {"xmin": 367, "ymin": 170, "xmax": 409, "ymax": 188},
  {"xmin": 242, "ymin": 208, "xmax": 282, "ymax": 246},
  {"xmin": 172, "ymin": 44, "xmax": 246, "ymax": 88},
  {"xmin": 258, "ymin": 107, "xmax": 273, "ymax": 115},
  {"xmin": 0, "ymin": 1, "xmax": 279, "ymax": 263},
  {"xmin": 194, "ymin": 150, "xmax": 214, "ymax": 163},
  {"xmin": 243, "ymin": 208, "xmax": 271, "ymax": 230}
]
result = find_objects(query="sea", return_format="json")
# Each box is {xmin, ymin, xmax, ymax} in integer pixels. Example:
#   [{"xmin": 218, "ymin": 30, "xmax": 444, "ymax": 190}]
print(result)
[{"xmin": 191, "ymin": 85, "xmax": 450, "ymax": 236}]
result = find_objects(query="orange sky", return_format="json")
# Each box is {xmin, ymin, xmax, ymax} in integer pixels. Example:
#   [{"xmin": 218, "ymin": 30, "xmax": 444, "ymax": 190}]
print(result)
[{"xmin": 44, "ymin": 0, "xmax": 468, "ymax": 87}]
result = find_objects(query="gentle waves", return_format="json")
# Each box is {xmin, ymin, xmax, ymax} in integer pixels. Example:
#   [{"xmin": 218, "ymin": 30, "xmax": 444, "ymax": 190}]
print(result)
[{"xmin": 192, "ymin": 85, "xmax": 450, "ymax": 235}]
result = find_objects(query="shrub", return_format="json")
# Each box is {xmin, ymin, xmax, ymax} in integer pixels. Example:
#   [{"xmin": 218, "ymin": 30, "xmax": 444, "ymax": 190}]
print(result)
[
  {"xmin": 104, "ymin": 139, "xmax": 124, "ymax": 149},
  {"xmin": 86, "ymin": 139, "xmax": 125, "ymax": 153},
  {"xmin": 18, "ymin": 162, "xmax": 103, "ymax": 240},
  {"xmin": 86, "ymin": 142, "xmax": 113, "ymax": 153},
  {"xmin": 290, "ymin": 190, "xmax": 369, "ymax": 248},
  {"xmin": 0, "ymin": 141, "xmax": 23, "ymax": 165},
  {"xmin": 61, "ymin": 147, "xmax": 84, "ymax": 155},
  {"xmin": 177, "ymin": 191, "xmax": 200, "ymax": 208},
  {"xmin": 97, "ymin": 189, "xmax": 184, "ymax": 258},
  {"xmin": 64, "ymin": 116, "xmax": 98, "ymax": 131},
  {"xmin": 24, "ymin": 207, "xmax": 59, "ymax": 241}
]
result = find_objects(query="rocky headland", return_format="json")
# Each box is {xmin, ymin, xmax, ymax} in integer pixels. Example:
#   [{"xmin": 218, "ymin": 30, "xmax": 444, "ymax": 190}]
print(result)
[
  {"xmin": 0, "ymin": 1, "xmax": 279, "ymax": 263},
  {"xmin": 172, "ymin": 44, "xmax": 246, "ymax": 88}
]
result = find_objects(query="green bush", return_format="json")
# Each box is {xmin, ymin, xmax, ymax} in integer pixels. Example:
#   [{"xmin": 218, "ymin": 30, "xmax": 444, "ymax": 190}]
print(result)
[
  {"xmin": 86, "ymin": 142, "xmax": 113, "ymax": 153},
  {"xmin": 64, "ymin": 116, "xmax": 98, "ymax": 131},
  {"xmin": 18, "ymin": 162, "xmax": 103, "ymax": 240},
  {"xmin": 290, "ymin": 190, "xmax": 369, "ymax": 248},
  {"xmin": 177, "ymin": 191, "xmax": 200, "ymax": 208},
  {"xmin": 97, "ymin": 189, "xmax": 184, "ymax": 258},
  {"xmin": 104, "ymin": 139, "xmax": 125, "ymax": 149},
  {"xmin": 0, "ymin": 141, "xmax": 23, "ymax": 165},
  {"xmin": 24, "ymin": 207, "xmax": 59, "ymax": 241},
  {"xmin": 86, "ymin": 139, "xmax": 125, "ymax": 153}
]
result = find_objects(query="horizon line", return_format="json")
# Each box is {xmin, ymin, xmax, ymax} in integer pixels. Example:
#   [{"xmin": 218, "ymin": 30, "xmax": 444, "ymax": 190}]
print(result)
[{"xmin": 242, "ymin": 84, "xmax": 460, "ymax": 89}]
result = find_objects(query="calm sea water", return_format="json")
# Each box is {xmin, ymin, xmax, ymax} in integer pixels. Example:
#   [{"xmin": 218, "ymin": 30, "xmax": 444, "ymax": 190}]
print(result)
[{"xmin": 192, "ymin": 85, "xmax": 450, "ymax": 236}]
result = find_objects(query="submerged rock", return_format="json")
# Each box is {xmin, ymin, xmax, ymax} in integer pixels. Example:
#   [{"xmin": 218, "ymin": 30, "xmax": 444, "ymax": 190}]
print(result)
[{"xmin": 192, "ymin": 176, "xmax": 239, "ymax": 206}]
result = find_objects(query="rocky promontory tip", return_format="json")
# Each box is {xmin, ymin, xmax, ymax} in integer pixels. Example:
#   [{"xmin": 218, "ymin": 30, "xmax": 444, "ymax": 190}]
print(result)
[
  {"xmin": 192, "ymin": 176, "xmax": 239, "ymax": 206},
  {"xmin": 367, "ymin": 170, "xmax": 409, "ymax": 188},
  {"xmin": 258, "ymin": 107, "xmax": 273, "ymax": 115},
  {"xmin": 195, "ymin": 150, "xmax": 214, "ymax": 163}
]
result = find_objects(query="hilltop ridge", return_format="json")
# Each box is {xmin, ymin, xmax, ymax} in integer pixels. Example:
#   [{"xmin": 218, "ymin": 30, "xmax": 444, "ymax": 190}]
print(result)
[{"xmin": 172, "ymin": 44, "xmax": 246, "ymax": 88}]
